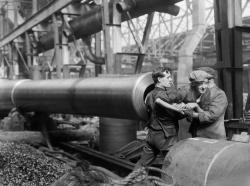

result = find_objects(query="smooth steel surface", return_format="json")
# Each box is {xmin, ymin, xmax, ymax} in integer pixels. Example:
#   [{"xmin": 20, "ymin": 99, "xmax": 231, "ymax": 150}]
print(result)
[
  {"xmin": 162, "ymin": 138, "xmax": 250, "ymax": 186},
  {"xmin": 0, "ymin": 80, "xmax": 21, "ymax": 114},
  {"xmin": 0, "ymin": 73, "xmax": 153, "ymax": 120},
  {"xmin": 99, "ymin": 118, "xmax": 137, "ymax": 154}
]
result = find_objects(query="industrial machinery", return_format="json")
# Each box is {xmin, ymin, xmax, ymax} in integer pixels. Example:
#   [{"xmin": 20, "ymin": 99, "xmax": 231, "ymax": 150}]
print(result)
[
  {"xmin": 38, "ymin": 0, "xmax": 181, "ymax": 52},
  {"xmin": 0, "ymin": 0, "xmax": 250, "ymax": 185},
  {"xmin": 0, "ymin": 72, "xmax": 250, "ymax": 185}
]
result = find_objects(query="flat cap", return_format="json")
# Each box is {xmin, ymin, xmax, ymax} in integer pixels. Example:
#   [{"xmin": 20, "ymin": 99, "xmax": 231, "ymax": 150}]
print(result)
[
  {"xmin": 197, "ymin": 67, "xmax": 216, "ymax": 78},
  {"xmin": 189, "ymin": 70, "xmax": 212, "ymax": 83}
]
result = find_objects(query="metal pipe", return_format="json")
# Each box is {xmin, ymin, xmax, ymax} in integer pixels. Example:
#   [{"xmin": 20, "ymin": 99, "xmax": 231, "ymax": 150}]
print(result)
[
  {"xmin": 37, "ymin": 0, "xmax": 181, "ymax": 52},
  {"xmin": 82, "ymin": 37, "xmax": 105, "ymax": 64},
  {"xmin": 116, "ymin": 0, "xmax": 181, "ymax": 14},
  {"xmin": 0, "ymin": 73, "xmax": 154, "ymax": 120},
  {"xmin": 116, "ymin": 0, "xmax": 136, "ymax": 12}
]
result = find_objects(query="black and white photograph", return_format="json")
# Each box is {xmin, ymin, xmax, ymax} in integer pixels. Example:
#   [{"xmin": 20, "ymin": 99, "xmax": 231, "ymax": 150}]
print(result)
[{"xmin": 0, "ymin": 0, "xmax": 249, "ymax": 185}]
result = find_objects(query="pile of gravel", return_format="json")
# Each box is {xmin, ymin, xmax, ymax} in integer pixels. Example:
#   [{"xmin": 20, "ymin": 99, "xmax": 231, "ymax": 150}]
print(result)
[{"xmin": 0, "ymin": 142, "xmax": 71, "ymax": 186}]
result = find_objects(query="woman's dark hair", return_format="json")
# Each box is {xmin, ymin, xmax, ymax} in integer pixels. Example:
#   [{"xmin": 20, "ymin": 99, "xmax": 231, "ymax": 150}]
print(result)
[{"xmin": 152, "ymin": 67, "xmax": 172, "ymax": 84}]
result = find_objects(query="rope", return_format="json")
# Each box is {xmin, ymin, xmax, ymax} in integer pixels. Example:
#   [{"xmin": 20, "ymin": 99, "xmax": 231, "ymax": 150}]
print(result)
[
  {"xmin": 148, "ymin": 176, "xmax": 172, "ymax": 186},
  {"xmin": 146, "ymin": 166, "xmax": 169, "ymax": 177},
  {"xmin": 110, "ymin": 167, "xmax": 172, "ymax": 186},
  {"xmin": 111, "ymin": 167, "xmax": 147, "ymax": 185}
]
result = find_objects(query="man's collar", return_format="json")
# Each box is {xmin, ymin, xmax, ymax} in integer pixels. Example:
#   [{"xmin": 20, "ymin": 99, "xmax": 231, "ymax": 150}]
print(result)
[
  {"xmin": 155, "ymin": 84, "xmax": 173, "ymax": 91},
  {"xmin": 155, "ymin": 85, "xmax": 165, "ymax": 90},
  {"xmin": 155, "ymin": 84, "xmax": 165, "ymax": 90}
]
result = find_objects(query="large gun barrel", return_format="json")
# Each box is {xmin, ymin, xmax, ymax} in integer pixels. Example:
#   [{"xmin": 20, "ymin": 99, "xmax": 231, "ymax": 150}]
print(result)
[{"xmin": 0, "ymin": 73, "xmax": 153, "ymax": 120}]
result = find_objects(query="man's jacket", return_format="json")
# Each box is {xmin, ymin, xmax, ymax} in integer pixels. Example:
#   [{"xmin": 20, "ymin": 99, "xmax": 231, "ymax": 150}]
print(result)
[{"xmin": 196, "ymin": 86, "xmax": 228, "ymax": 139}]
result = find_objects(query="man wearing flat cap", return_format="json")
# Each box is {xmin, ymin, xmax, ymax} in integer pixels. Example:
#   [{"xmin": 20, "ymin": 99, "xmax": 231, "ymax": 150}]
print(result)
[
  {"xmin": 198, "ymin": 67, "xmax": 217, "ymax": 78},
  {"xmin": 185, "ymin": 68, "xmax": 228, "ymax": 139},
  {"xmin": 179, "ymin": 70, "xmax": 211, "ymax": 137}
]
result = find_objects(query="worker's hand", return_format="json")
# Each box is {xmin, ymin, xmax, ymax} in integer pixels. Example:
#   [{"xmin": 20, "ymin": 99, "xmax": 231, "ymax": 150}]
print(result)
[
  {"xmin": 172, "ymin": 102, "xmax": 186, "ymax": 110},
  {"xmin": 183, "ymin": 109, "xmax": 192, "ymax": 122},
  {"xmin": 195, "ymin": 104, "xmax": 203, "ymax": 112},
  {"xmin": 183, "ymin": 109, "xmax": 193, "ymax": 117},
  {"xmin": 185, "ymin": 103, "xmax": 198, "ymax": 109},
  {"xmin": 183, "ymin": 109, "xmax": 197, "ymax": 121}
]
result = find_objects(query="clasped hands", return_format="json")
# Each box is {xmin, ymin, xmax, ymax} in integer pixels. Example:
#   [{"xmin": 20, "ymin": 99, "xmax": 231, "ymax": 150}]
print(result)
[
  {"xmin": 172, "ymin": 102, "xmax": 199, "ymax": 111},
  {"xmin": 172, "ymin": 102, "xmax": 201, "ymax": 119}
]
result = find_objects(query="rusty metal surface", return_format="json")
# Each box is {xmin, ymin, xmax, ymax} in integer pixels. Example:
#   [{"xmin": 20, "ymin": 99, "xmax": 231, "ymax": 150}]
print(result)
[{"xmin": 0, "ymin": 73, "xmax": 153, "ymax": 120}]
